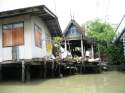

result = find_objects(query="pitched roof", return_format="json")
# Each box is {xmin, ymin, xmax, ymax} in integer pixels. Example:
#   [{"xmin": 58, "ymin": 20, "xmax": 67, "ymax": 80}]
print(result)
[
  {"xmin": 0, "ymin": 5, "xmax": 62, "ymax": 37},
  {"xmin": 113, "ymin": 15, "xmax": 125, "ymax": 42},
  {"xmin": 63, "ymin": 19, "xmax": 85, "ymax": 36},
  {"xmin": 63, "ymin": 19, "xmax": 94, "ymax": 44}
]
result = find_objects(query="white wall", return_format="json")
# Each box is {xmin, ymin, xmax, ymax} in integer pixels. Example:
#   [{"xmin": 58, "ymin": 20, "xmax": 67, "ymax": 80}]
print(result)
[
  {"xmin": 31, "ymin": 16, "xmax": 52, "ymax": 58},
  {"xmin": 0, "ymin": 15, "xmax": 33, "ymax": 62},
  {"xmin": 0, "ymin": 15, "xmax": 53, "ymax": 62},
  {"xmin": 19, "ymin": 15, "xmax": 32, "ymax": 60}
]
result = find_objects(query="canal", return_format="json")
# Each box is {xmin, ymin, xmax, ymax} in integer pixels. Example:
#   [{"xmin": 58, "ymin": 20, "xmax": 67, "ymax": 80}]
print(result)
[{"xmin": 0, "ymin": 71, "xmax": 125, "ymax": 93}]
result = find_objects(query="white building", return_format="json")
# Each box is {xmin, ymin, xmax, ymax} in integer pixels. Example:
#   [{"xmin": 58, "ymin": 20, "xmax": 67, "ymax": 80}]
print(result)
[{"xmin": 0, "ymin": 5, "xmax": 62, "ymax": 62}]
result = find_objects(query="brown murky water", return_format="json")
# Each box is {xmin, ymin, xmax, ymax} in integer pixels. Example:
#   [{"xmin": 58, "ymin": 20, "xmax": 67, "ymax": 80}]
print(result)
[{"xmin": 0, "ymin": 71, "xmax": 125, "ymax": 93}]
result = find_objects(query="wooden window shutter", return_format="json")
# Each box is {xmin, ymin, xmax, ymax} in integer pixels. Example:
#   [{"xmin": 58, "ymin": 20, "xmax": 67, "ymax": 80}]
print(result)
[
  {"xmin": 2, "ymin": 22, "xmax": 24, "ymax": 47},
  {"xmin": 3, "ymin": 29, "xmax": 12, "ymax": 47},
  {"xmin": 12, "ymin": 23, "xmax": 24, "ymax": 46},
  {"xmin": 35, "ymin": 31, "xmax": 42, "ymax": 47},
  {"xmin": 18, "ymin": 27, "xmax": 24, "ymax": 45},
  {"xmin": 12, "ymin": 27, "xmax": 24, "ymax": 46},
  {"xmin": 35, "ymin": 24, "xmax": 42, "ymax": 48}
]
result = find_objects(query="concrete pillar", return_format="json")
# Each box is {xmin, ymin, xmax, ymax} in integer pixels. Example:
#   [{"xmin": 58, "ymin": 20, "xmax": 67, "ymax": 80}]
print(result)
[
  {"xmin": 22, "ymin": 60, "xmax": 25, "ymax": 82},
  {"xmin": 91, "ymin": 44, "xmax": 94, "ymax": 59}
]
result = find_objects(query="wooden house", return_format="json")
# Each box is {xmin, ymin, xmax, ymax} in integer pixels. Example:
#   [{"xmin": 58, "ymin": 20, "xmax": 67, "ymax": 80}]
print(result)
[
  {"xmin": 62, "ymin": 19, "xmax": 94, "ymax": 59},
  {"xmin": 0, "ymin": 5, "xmax": 62, "ymax": 63},
  {"xmin": 113, "ymin": 15, "xmax": 125, "ymax": 55}
]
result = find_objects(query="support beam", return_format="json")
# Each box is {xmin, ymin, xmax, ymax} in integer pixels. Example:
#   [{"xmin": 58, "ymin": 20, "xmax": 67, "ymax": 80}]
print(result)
[
  {"xmin": 44, "ymin": 60, "xmax": 47, "ymax": 79},
  {"xmin": 80, "ymin": 35, "xmax": 84, "ymax": 73},
  {"xmin": 51, "ymin": 60, "xmax": 54, "ymax": 78},
  {"xmin": 0, "ymin": 64, "xmax": 2, "ymax": 81},
  {"xmin": 12, "ymin": 46, "xmax": 19, "ymax": 62},
  {"xmin": 97, "ymin": 44, "xmax": 101, "ymax": 60},
  {"xmin": 64, "ymin": 39, "xmax": 67, "ymax": 51},
  {"xmin": 84, "ymin": 46, "xmax": 86, "ymax": 57},
  {"xmin": 123, "ymin": 37, "xmax": 125, "ymax": 56},
  {"xmin": 40, "ymin": 62, "xmax": 43, "ymax": 78},
  {"xmin": 26, "ymin": 65, "xmax": 30, "ymax": 81},
  {"xmin": 22, "ymin": 60, "xmax": 25, "ymax": 82},
  {"xmin": 81, "ymin": 36, "xmax": 84, "ymax": 58},
  {"xmin": 91, "ymin": 44, "xmax": 94, "ymax": 59}
]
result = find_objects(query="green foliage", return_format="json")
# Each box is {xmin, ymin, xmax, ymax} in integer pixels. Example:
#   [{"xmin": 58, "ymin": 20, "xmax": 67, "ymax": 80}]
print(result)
[
  {"xmin": 85, "ymin": 19, "xmax": 125, "ymax": 64},
  {"xmin": 53, "ymin": 36, "xmax": 62, "ymax": 44},
  {"xmin": 53, "ymin": 36, "xmax": 62, "ymax": 58},
  {"xmin": 106, "ymin": 42, "xmax": 125, "ymax": 64},
  {"xmin": 86, "ymin": 19, "xmax": 115, "ymax": 42}
]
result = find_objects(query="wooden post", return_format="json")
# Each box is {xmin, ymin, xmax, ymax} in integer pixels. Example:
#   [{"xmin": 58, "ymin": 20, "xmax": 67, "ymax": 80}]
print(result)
[
  {"xmin": 51, "ymin": 60, "xmax": 54, "ymax": 78},
  {"xmin": 80, "ymin": 35, "xmax": 84, "ymax": 73},
  {"xmin": 0, "ymin": 64, "xmax": 2, "ymax": 81},
  {"xmin": 91, "ymin": 44, "xmax": 94, "ymax": 59},
  {"xmin": 40, "ymin": 62, "xmax": 43, "ymax": 78},
  {"xmin": 59, "ymin": 62, "xmax": 63, "ymax": 78},
  {"xmin": 12, "ymin": 46, "xmax": 19, "ymax": 62},
  {"xmin": 22, "ymin": 60, "xmax": 25, "ymax": 82},
  {"xmin": 44, "ymin": 60, "xmax": 46, "ymax": 79},
  {"xmin": 81, "ymin": 35, "xmax": 84, "ymax": 58},
  {"xmin": 26, "ymin": 64, "xmax": 30, "ymax": 81},
  {"xmin": 58, "ymin": 62, "xmax": 60, "ymax": 76},
  {"xmin": 97, "ymin": 44, "xmax": 101, "ymax": 60},
  {"xmin": 84, "ymin": 46, "xmax": 86, "ymax": 57},
  {"xmin": 123, "ymin": 37, "xmax": 125, "ymax": 56},
  {"xmin": 64, "ymin": 39, "xmax": 67, "ymax": 51}
]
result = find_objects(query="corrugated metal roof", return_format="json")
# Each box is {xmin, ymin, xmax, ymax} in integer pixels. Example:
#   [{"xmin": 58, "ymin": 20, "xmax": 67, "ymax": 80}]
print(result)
[{"xmin": 0, "ymin": 5, "xmax": 62, "ymax": 37}]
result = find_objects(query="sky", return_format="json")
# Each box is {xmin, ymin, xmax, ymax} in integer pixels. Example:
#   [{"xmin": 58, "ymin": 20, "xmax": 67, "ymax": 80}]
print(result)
[{"xmin": 0, "ymin": 0, "xmax": 125, "ymax": 31}]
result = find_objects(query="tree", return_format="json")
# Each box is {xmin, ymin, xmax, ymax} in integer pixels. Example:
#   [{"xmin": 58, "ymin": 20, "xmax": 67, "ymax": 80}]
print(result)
[
  {"xmin": 85, "ymin": 19, "xmax": 117, "ymax": 63},
  {"xmin": 86, "ymin": 19, "xmax": 115, "ymax": 43},
  {"xmin": 106, "ymin": 42, "xmax": 125, "ymax": 64},
  {"xmin": 53, "ymin": 36, "xmax": 62, "ymax": 58}
]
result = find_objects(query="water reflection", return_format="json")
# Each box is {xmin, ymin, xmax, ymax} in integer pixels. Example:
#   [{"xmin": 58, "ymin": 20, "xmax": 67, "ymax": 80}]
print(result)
[{"xmin": 0, "ymin": 71, "xmax": 125, "ymax": 93}]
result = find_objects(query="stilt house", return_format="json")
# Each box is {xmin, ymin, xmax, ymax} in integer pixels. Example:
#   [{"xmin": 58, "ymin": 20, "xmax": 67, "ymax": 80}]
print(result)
[
  {"xmin": 0, "ymin": 5, "xmax": 62, "ymax": 63},
  {"xmin": 62, "ymin": 19, "xmax": 94, "ymax": 59},
  {"xmin": 113, "ymin": 15, "xmax": 125, "ymax": 55}
]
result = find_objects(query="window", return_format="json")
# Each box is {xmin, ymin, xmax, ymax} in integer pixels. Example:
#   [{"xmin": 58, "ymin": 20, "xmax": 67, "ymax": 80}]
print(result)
[
  {"xmin": 34, "ymin": 24, "xmax": 42, "ymax": 48},
  {"xmin": 2, "ymin": 22, "xmax": 24, "ymax": 47},
  {"xmin": 70, "ymin": 26, "xmax": 76, "ymax": 34}
]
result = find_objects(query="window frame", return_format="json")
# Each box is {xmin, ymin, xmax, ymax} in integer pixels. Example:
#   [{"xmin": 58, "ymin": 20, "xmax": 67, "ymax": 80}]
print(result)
[
  {"xmin": 2, "ymin": 22, "xmax": 24, "ymax": 47},
  {"xmin": 34, "ymin": 24, "xmax": 42, "ymax": 48}
]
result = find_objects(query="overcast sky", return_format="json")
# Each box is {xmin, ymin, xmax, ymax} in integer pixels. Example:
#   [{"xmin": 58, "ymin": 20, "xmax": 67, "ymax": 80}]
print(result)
[{"xmin": 0, "ymin": 0, "xmax": 125, "ymax": 31}]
